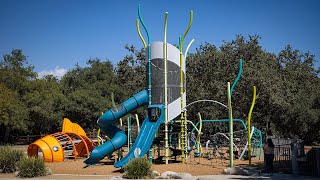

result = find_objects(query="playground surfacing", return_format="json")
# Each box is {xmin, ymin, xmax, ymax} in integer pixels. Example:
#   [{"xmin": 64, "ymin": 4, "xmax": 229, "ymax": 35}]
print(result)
[
  {"xmin": 5, "ymin": 146, "xmax": 318, "ymax": 180},
  {"xmin": 9, "ymin": 145, "xmax": 264, "ymax": 176},
  {"xmin": 45, "ymin": 155, "xmax": 263, "ymax": 176}
]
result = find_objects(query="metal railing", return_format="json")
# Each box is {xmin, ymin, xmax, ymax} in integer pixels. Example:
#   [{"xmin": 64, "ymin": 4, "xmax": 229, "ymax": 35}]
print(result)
[{"xmin": 270, "ymin": 138, "xmax": 319, "ymax": 177}]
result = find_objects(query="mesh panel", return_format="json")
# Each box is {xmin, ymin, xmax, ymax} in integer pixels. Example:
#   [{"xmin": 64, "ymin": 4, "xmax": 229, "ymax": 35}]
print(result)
[{"xmin": 151, "ymin": 58, "xmax": 185, "ymax": 104}]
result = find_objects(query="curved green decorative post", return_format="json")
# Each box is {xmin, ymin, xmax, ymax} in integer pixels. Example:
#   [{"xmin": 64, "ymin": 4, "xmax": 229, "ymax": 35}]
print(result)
[
  {"xmin": 136, "ymin": 19, "xmax": 146, "ymax": 48},
  {"xmin": 163, "ymin": 11, "xmax": 169, "ymax": 164},
  {"xmin": 179, "ymin": 11, "xmax": 193, "ymax": 164},
  {"xmin": 138, "ymin": 4, "xmax": 153, "ymax": 164},
  {"xmin": 228, "ymin": 59, "xmax": 242, "ymax": 167},
  {"xmin": 247, "ymin": 86, "xmax": 256, "ymax": 165},
  {"xmin": 230, "ymin": 59, "xmax": 243, "ymax": 96},
  {"xmin": 227, "ymin": 82, "xmax": 233, "ymax": 167},
  {"xmin": 138, "ymin": 4, "xmax": 151, "ymax": 105}
]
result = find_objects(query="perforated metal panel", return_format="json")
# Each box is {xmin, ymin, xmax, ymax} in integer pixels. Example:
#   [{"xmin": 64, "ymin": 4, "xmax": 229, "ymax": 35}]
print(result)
[{"xmin": 147, "ymin": 42, "xmax": 186, "ymax": 120}]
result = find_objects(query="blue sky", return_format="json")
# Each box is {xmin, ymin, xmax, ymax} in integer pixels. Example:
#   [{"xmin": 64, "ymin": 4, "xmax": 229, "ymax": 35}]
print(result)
[{"xmin": 1, "ymin": 0, "xmax": 319, "ymax": 78}]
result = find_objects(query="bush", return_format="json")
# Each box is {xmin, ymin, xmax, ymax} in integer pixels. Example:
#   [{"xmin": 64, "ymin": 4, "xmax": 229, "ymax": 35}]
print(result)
[
  {"xmin": 17, "ymin": 156, "xmax": 47, "ymax": 178},
  {"xmin": 124, "ymin": 158, "xmax": 153, "ymax": 179},
  {"xmin": 0, "ymin": 146, "xmax": 24, "ymax": 173}
]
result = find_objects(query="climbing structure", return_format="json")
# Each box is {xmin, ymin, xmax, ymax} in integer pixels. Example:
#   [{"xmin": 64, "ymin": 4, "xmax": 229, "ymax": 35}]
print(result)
[{"xmin": 83, "ymin": 4, "xmax": 194, "ymax": 168}]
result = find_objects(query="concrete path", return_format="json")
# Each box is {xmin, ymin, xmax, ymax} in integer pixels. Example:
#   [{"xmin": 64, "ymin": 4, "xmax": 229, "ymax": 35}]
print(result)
[
  {"xmin": 196, "ymin": 173, "xmax": 319, "ymax": 180},
  {"xmin": 1, "ymin": 173, "xmax": 319, "ymax": 179}
]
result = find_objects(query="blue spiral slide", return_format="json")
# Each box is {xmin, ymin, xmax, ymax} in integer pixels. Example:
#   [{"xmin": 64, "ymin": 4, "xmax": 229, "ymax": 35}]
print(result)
[{"xmin": 84, "ymin": 89, "xmax": 165, "ymax": 168}]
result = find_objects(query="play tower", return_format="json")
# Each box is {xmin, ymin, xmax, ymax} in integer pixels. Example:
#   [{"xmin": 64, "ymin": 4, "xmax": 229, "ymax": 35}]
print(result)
[{"xmin": 84, "ymin": 5, "xmax": 193, "ymax": 167}]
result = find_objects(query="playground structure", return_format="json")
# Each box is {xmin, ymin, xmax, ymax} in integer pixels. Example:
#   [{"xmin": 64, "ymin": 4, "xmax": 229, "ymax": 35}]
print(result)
[
  {"xmin": 28, "ymin": 118, "xmax": 95, "ymax": 162},
  {"xmin": 190, "ymin": 118, "xmax": 262, "ymax": 161},
  {"xmin": 96, "ymin": 92, "xmax": 142, "ymax": 162},
  {"xmin": 83, "ymin": 4, "xmax": 262, "ymax": 169}
]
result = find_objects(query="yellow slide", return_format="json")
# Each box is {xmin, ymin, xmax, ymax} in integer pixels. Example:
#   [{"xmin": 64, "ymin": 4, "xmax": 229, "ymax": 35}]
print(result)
[{"xmin": 28, "ymin": 118, "xmax": 94, "ymax": 162}]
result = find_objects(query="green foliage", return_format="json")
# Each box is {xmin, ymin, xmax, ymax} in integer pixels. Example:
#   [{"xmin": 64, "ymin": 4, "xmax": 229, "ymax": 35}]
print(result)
[
  {"xmin": 186, "ymin": 35, "xmax": 320, "ymax": 144},
  {"xmin": 0, "ymin": 146, "xmax": 24, "ymax": 173},
  {"xmin": 124, "ymin": 158, "xmax": 153, "ymax": 179},
  {"xmin": 0, "ymin": 49, "xmax": 34, "ymax": 142},
  {"xmin": 22, "ymin": 78, "xmax": 65, "ymax": 135},
  {"xmin": 116, "ymin": 45, "xmax": 146, "ymax": 97},
  {"xmin": 115, "ymin": 45, "xmax": 147, "ymax": 118},
  {"xmin": 270, "ymin": 45, "xmax": 320, "ymax": 143},
  {"xmin": 17, "ymin": 156, "xmax": 47, "ymax": 178},
  {"xmin": 0, "ymin": 49, "xmax": 36, "ymax": 95},
  {"xmin": 60, "ymin": 59, "xmax": 118, "ymax": 128},
  {"xmin": 0, "ymin": 83, "xmax": 29, "ymax": 142}
]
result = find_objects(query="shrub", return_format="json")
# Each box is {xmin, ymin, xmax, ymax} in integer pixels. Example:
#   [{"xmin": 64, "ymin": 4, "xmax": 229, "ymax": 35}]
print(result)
[
  {"xmin": 124, "ymin": 158, "xmax": 153, "ymax": 179},
  {"xmin": 17, "ymin": 156, "xmax": 47, "ymax": 178},
  {"xmin": 0, "ymin": 146, "xmax": 24, "ymax": 173}
]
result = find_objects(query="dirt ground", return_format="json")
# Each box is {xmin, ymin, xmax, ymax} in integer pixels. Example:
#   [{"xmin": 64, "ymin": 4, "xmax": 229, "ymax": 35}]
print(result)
[
  {"xmin": 10, "ymin": 145, "xmax": 264, "ymax": 176},
  {"xmin": 46, "ymin": 153, "xmax": 263, "ymax": 176}
]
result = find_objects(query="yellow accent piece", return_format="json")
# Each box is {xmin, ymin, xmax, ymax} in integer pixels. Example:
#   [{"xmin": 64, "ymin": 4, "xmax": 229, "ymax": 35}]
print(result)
[
  {"xmin": 135, "ymin": 114, "xmax": 140, "ymax": 132},
  {"xmin": 136, "ymin": 19, "xmax": 147, "ymax": 48},
  {"xmin": 181, "ymin": 11, "xmax": 193, "ymax": 43},
  {"xmin": 62, "ymin": 118, "xmax": 87, "ymax": 137},
  {"xmin": 248, "ymin": 86, "xmax": 257, "ymax": 165},
  {"xmin": 98, "ymin": 113, "xmax": 103, "ymax": 145},
  {"xmin": 97, "ymin": 128, "xmax": 101, "ymax": 145},
  {"xmin": 28, "ymin": 135, "xmax": 64, "ymax": 162}
]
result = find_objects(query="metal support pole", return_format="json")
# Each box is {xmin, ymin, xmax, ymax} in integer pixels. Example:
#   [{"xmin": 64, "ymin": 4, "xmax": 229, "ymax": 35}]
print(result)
[
  {"xmin": 163, "ymin": 12, "xmax": 169, "ymax": 164},
  {"xmin": 227, "ymin": 82, "xmax": 234, "ymax": 167},
  {"xmin": 291, "ymin": 140, "xmax": 299, "ymax": 175}
]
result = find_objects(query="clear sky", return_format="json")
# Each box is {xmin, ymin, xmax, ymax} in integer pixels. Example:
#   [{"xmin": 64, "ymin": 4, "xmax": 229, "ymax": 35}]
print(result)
[{"xmin": 1, "ymin": 0, "xmax": 319, "ymax": 78}]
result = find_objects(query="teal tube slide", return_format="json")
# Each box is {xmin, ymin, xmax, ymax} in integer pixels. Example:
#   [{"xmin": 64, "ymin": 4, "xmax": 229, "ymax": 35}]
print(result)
[
  {"xmin": 114, "ymin": 104, "xmax": 165, "ymax": 168},
  {"xmin": 84, "ymin": 90, "xmax": 149, "ymax": 165}
]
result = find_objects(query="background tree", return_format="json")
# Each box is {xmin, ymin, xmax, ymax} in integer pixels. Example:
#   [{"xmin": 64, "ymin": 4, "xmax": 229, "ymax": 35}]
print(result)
[
  {"xmin": 60, "ymin": 59, "xmax": 119, "ymax": 130},
  {"xmin": 0, "ymin": 83, "xmax": 29, "ymax": 143},
  {"xmin": 114, "ymin": 45, "xmax": 147, "ymax": 119},
  {"xmin": 186, "ymin": 35, "xmax": 319, "ymax": 143},
  {"xmin": 0, "ymin": 49, "xmax": 36, "ymax": 95},
  {"xmin": 272, "ymin": 46, "xmax": 320, "ymax": 143},
  {"xmin": 22, "ymin": 76, "xmax": 65, "ymax": 134},
  {"xmin": 0, "ymin": 49, "xmax": 35, "ymax": 142}
]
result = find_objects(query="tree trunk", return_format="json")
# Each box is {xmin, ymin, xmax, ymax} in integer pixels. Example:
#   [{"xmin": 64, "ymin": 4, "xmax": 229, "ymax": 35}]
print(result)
[{"xmin": 4, "ymin": 125, "xmax": 10, "ymax": 143}]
